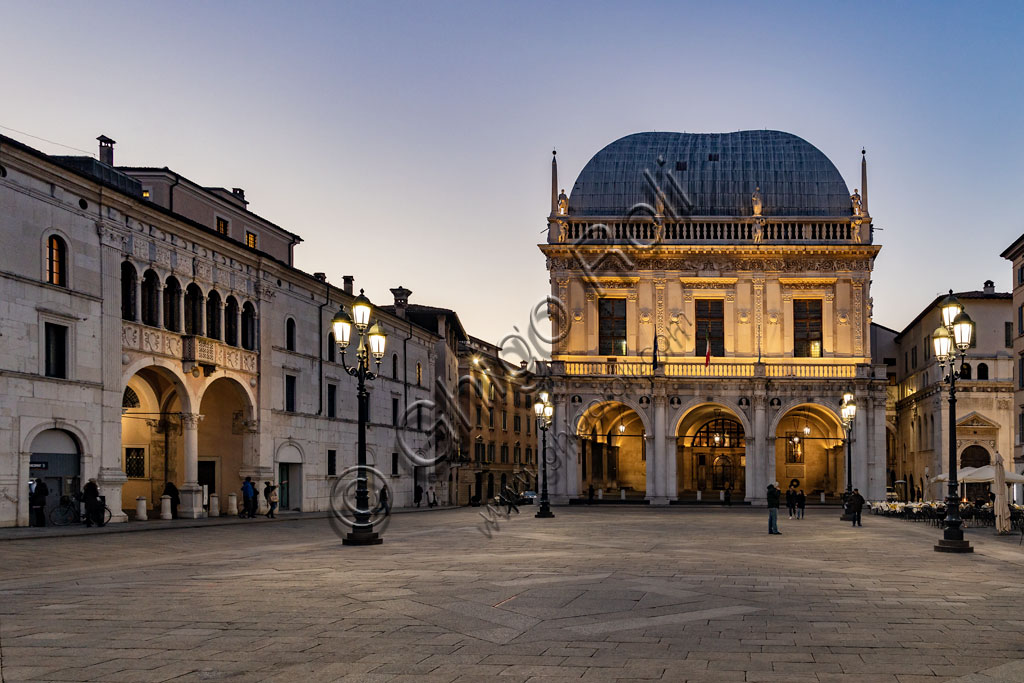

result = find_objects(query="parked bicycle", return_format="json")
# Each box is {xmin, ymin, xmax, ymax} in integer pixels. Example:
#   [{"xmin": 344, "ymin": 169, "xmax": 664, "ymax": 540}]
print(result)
[{"xmin": 49, "ymin": 494, "xmax": 112, "ymax": 526}]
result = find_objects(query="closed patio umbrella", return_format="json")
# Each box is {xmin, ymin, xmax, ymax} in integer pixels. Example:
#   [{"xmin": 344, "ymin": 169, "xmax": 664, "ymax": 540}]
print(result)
[{"xmin": 994, "ymin": 461, "xmax": 1012, "ymax": 534}]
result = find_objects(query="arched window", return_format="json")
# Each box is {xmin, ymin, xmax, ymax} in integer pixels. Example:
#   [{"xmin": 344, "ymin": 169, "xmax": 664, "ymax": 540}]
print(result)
[
  {"xmin": 960, "ymin": 363, "xmax": 971, "ymax": 380},
  {"xmin": 327, "ymin": 332, "xmax": 336, "ymax": 362},
  {"xmin": 241, "ymin": 302, "xmax": 256, "ymax": 350},
  {"xmin": 224, "ymin": 296, "xmax": 239, "ymax": 346},
  {"xmin": 120, "ymin": 261, "xmax": 137, "ymax": 321},
  {"xmin": 286, "ymin": 318, "xmax": 296, "ymax": 352},
  {"xmin": 206, "ymin": 290, "xmax": 222, "ymax": 340},
  {"xmin": 416, "ymin": 362, "xmax": 422, "ymax": 386},
  {"xmin": 122, "ymin": 386, "xmax": 141, "ymax": 409},
  {"xmin": 392, "ymin": 353, "xmax": 399, "ymax": 379},
  {"xmin": 961, "ymin": 445, "xmax": 990, "ymax": 468},
  {"xmin": 691, "ymin": 418, "xmax": 745, "ymax": 448},
  {"xmin": 46, "ymin": 235, "xmax": 67, "ymax": 287},
  {"xmin": 977, "ymin": 363, "xmax": 989, "ymax": 380},
  {"xmin": 184, "ymin": 284, "xmax": 204, "ymax": 335},
  {"xmin": 141, "ymin": 270, "xmax": 160, "ymax": 326},
  {"xmin": 163, "ymin": 277, "xmax": 182, "ymax": 331}
]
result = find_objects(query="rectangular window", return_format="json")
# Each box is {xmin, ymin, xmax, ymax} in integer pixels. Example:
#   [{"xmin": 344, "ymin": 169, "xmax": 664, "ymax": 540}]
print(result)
[
  {"xmin": 924, "ymin": 336, "xmax": 931, "ymax": 360},
  {"xmin": 327, "ymin": 384, "xmax": 337, "ymax": 418},
  {"xmin": 598, "ymin": 298, "xmax": 627, "ymax": 355},
  {"xmin": 475, "ymin": 405, "xmax": 481, "ymax": 427},
  {"xmin": 526, "ymin": 417, "xmax": 531, "ymax": 435},
  {"xmin": 1007, "ymin": 321, "xmax": 1014, "ymax": 348},
  {"xmin": 392, "ymin": 398, "xmax": 399, "ymax": 427},
  {"xmin": 525, "ymin": 447, "xmax": 532, "ymax": 464},
  {"xmin": 502, "ymin": 410, "xmax": 508, "ymax": 430},
  {"xmin": 1019, "ymin": 355, "xmax": 1024, "ymax": 388},
  {"xmin": 44, "ymin": 322, "xmax": 67, "ymax": 378},
  {"xmin": 475, "ymin": 442, "xmax": 485, "ymax": 462},
  {"xmin": 327, "ymin": 449, "xmax": 337, "ymax": 476},
  {"xmin": 514, "ymin": 445, "xmax": 520, "ymax": 463},
  {"xmin": 1019, "ymin": 266, "xmax": 1024, "ymax": 285},
  {"xmin": 391, "ymin": 452, "xmax": 399, "ymax": 476},
  {"xmin": 488, "ymin": 408, "xmax": 494, "ymax": 428},
  {"xmin": 514, "ymin": 391, "xmax": 520, "ymax": 408},
  {"xmin": 416, "ymin": 406, "xmax": 422, "ymax": 430},
  {"xmin": 695, "ymin": 299, "xmax": 725, "ymax": 357},
  {"xmin": 487, "ymin": 443, "xmax": 495, "ymax": 462},
  {"xmin": 246, "ymin": 231, "xmax": 257, "ymax": 249},
  {"xmin": 285, "ymin": 374, "xmax": 296, "ymax": 412},
  {"xmin": 216, "ymin": 217, "xmax": 229, "ymax": 235},
  {"xmin": 911, "ymin": 346, "xmax": 918, "ymax": 370},
  {"xmin": 513, "ymin": 415, "xmax": 521, "ymax": 432},
  {"xmin": 500, "ymin": 445, "xmax": 508, "ymax": 463},
  {"xmin": 793, "ymin": 300, "xmax": 823, "ymax": 358},
  {"xmin": 1019, "ymin": 305, "xmax": 1023, "ymax": 335},
  {"xmin": 125, "ymin": 447, "xmax": 146, "ymax": 478}
]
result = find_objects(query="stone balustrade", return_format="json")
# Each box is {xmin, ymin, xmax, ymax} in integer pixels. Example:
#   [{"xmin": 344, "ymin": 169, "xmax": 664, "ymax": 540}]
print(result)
[{"xmin": 122, "ymin": 321, "xmax": 257, "ymax": 374}]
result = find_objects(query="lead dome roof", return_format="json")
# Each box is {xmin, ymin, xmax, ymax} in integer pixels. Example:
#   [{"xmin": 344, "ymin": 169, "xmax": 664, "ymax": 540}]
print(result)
[{"xmin": 567, "ymin": 131, "xmax": 852, "ymax": 218}]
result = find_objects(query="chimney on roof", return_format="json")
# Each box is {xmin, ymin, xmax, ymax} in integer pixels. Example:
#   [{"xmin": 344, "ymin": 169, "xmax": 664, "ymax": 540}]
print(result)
[
  {"xmin": 342, "ymin": 275, "xmax": 354, "ymax": 295},
  {"xmin": 983, "ymin": 279, "xmax": 995, "ymax": 294},
  {"xmin": 391, "ymin": 286, "xmax": 412, "ymax": 319},
  {"xmin": 232, "ymin": 188, "xmax": 246, "ymax": 202},
  {"xmin": 97, "ymin": 135, "xmax": 115, "ymax": 166},
  {"xmin": 313, "ymin": 272, "xmax": 327, "ymax": 282}
]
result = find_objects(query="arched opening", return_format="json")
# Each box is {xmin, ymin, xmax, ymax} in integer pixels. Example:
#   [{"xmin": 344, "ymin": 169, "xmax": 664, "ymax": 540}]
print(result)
[
  {"xmin": 163, "ymin": 276, "xmax": 182, "ymax": 332},
  {"xmin": 199, "ymin": 378, "xmax": 254, "ymax": 515},
  {"xmin": 120, "ymin": 365, "xmax": 189, "ymax": 518},
  {"xmin": 206, "ymin": 290, "xmax": 222, "ymax": 340},
  {"xmin": 28, "ymin": 428, "xmax": 81, "ymax": 524},
  {"xmin": 286, "ymin": 318, "xmax": 296, "ymax": 352},
  {"xmin": 960, "ymin": 363, "xmax": 972, "ymax": 380},
  {"xmin": 276, "ymin": 443, "xmax": 303, "ymax": 511},
  {"xmin": 184, "ymin": 284, "xmax": 204, "ymax": 335},
  {"xmin": 141, "ymin": 270, "xmax": 161, "ymax": 326},
  {"xmin": 224, "ymin": 296, "xmax": 239, "ymax": 346},
  {"xmin": 577, "ymin": 401, "xmax": 647, "ymax": 500},
  {"xmin": 977, "ymin": 363, "xmax": 989, "ymax": 380},
  {"xmin": 46, "ymin": 234, "xmax": 67, "ymax": 287},
  {"xmin": 120, "ymin": 261, "xmax": 137, "ymax": 321},
  {"xmin": 676, "ymin": 405, "xmax": 746, "ymax": 501},
  {"xmin": 392, "ymin": 353, "xmax": 399, "ymax": 379},
  {"xmin": 327, "ymin": 332, "xmax": 335, "ymax": 362},
  {"xmin": 773, "ymin": 404, "xmax": 845, "ymax": 499},
  {"xmin": 241, "ymin": 302, "xmax": 256, "ymax": 350},
  {"xmin": 960, "ymin": 445, "xmax": 991, "ymax": 503}
]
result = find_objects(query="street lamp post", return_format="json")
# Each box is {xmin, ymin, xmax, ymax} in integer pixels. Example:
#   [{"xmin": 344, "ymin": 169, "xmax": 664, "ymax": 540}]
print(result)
[
  {"xmin": 534, "ymin": 390, "xmax": 554, "ymax": 519},
  {"xmin": 932, "ymin": 290, "xmax": 975, "ymax": 553},
  {"xmin": 332, "ymin": 289, "xmax": 387, "ymax": 546},
  {"xmin": 839, "ymin": 391, "xmax": 857, "ymax": 520}
]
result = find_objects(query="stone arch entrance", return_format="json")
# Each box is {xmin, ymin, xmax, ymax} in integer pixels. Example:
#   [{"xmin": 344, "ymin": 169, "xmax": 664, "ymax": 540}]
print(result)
[
  {"xmin": 960, "ymin": 444, "xmax": 991, "ymax": 502},
  {"xmin": 675, "ymin": 404, "xmax": 747, "ymax": 501},
  {"xmin": 575, "ymin": 401, "xmax": 648, "ymax": 500},
  {"xmin": 772, "ymin": 403, "xmax": 844, "ymax": 497},
  {"xmin": 198, "ymin": 377, "xmax": 256, "ymax": 515},
  {"xmin": 28, "ymin": 428, "xmax": 82, "ymax": 524}
]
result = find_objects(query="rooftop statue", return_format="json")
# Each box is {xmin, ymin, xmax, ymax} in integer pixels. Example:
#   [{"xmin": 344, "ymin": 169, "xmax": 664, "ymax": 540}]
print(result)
[
  {"xmin": 851, "ymin": 189, "xmax": 863, "ymax": 217},
  {"xmin": 557, "ymin": 189, "xmax": 569, "ymax": 216},
  {"xmin": 751, "ymin": 186, "xmax": 763, "ymax": 217}
]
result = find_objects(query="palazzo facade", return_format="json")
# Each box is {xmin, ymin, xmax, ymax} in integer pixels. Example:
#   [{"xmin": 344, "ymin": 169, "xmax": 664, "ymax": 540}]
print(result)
[{"xmin": 539, "ymin": 131, "xmax": 888, "ymax": 505}]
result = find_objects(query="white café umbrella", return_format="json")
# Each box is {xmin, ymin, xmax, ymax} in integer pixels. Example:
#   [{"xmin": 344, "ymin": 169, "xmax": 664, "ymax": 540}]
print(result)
[
  {"xmin": 931, "ymin": 467, "xmax": 978, "ymax": 484},
  {"xmin": 993, "ymin": 460, "xmax": 1012, "ymax": 534},
  {"xmin": 959, "ymin": 466, "xmax": 1024, "ymax": 484}
]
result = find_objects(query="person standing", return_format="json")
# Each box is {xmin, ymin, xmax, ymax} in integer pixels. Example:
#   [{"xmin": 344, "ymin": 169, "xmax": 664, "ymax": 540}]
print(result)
[
  {"xmin": 374, "ymin": 485, "xmax": 390, "ymax": 516},
  {"xmin": 427, "ymin": 486, "xmax": 438, "ymax": 508},
  {"xmin": 30, "ymin": 478, "xmax": 49, "ymax": 527},
  {"xmin": 796, "ymin": 489, "xmax": 806, "ymax": 519},
  {"xmin": 266, "ymin": 485, "xmax": 278, "ymax": 518},
  {"xmin": 414, "ymin": 484, "xmax": 423, "ymax": 508},
  {"xmin": 724, "ymin": 486, "xmax": 732, "ymax": 507},
  {"xmin": 588, "ymin": 483, "xmax": 595, "ymax": 505},
  {"xmin": 82, "ymin": 478, "xmax": 103, "ymax": 527},
  {"xmin": 786, "ymin": 486, "xmax": 797, "ymax": 519},
  {"xmin": 848, "ymin": 488, "xmax": 866, "ymax": 527},
  {"xmin": 162, "ymin": 481, "xmax": 180, "ymax": 519},
  {"xmin": 767, "ymin": 483, "xmax": 781, "ymax": 535},
  {"xmin": 241, "ymin": 477, "xmax": 256, "ymax": 519}
]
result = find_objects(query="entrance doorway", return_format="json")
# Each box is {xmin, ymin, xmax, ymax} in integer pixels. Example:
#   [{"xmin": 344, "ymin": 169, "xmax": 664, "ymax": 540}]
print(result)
[
  {"xmin": 198, "ymin": 461, "xmax": 216, "ymax": 511},
  {"xmin": 278, "ymin": 463, "xmax": 302, "ymax": 511},
  {"xmin": 29, "ymin": 429, "xmax": 81, "ymax": 524}
]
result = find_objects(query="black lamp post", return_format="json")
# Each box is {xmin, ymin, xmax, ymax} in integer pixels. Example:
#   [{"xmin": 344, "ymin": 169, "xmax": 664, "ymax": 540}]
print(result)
[
  {"xmin": 534, "ymin": 390, "xmax": 554, "ymax": 519},
  {"xmin": 932, "ymin": 290, "xmax": 975, "ymax": 553},
  {"xmin": 332, "ymin": 289, "xmax": 387, "ymax": 546},
  {"xmin": 839, "ymin": 390, "xmax": 857, "ymax": 520}
]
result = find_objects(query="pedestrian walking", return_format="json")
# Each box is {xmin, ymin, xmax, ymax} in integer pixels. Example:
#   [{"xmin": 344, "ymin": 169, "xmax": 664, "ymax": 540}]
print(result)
[
  {"xmin": 266, "ymin": 485, "xmax": 278, "ymax": 518},
  {"xmin": 241, "ymin": 477, "xmax": 256, "ymax": 519},
  {"xmin": 162, "ymin": 481, "xmax": 180, "ymax": 519},
  {"xmin": 796, "ymin": 489, "xmax": 806, "ymax": 519},
  {"xmin": 786, "ymin": 486, "xmax": 797, "ymax": 519},
  {"xmin": 766, "ymin": 482, "xmax": 781, "ymax": 535},
  {"xmin": 414, "ymin": 484, "xmax": 423, "ymax": 508},
  {"xmin": 374, "ymin": 485, "xmax": 391, "ymax": 516},
  {"xmin": 427, "ymin": 486, "xmax": 438, "ymax": 508},
  {"xmin": 82, "ymin": 478, "xmax": 104, "ymax": 527},
  {"xmin": 588, "ymin": 483, "xmax": 595, "ymax": 505},
  {"xmin": 724, "ymin": 486, "xmax": 732, "ymax": 507},
  {"xmin": 848, "ymin": 488, "xmax": 865, "ymax": 527},
  {"xmin": 30, "ymin": 478, "xmax": 49, "ymax": 527}
]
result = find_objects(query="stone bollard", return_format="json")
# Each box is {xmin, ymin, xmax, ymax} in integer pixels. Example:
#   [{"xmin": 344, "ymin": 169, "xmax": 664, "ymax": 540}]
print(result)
[
  {"xmin": 209, "ymin": 493, "xmax": 220, "ymax": 517},
  {"xmin": 597, "ymin": 488, "xmax": 604, "ymax": 500},
  {"xmin": 620, "ymin": 490, "xmax": 626, "ymax": 500},
  {"xmin": 227, "ymin": 492, "xmax": 238, "ymax": 516},
  {"xmin": 696, "ymin": 490, "xmax": 702, "ymax": 501},
  {"xmin": 160, "ymin": 495, "xmax": 172, "ymax": 520},
  {"xmin": 719, "ymin": 490, "xmax": 725, "ymax": 501},
  {"xmin": 820, "ymin": 492, "xmax": 826, "ymax": 503},
  {"xmin": 136, "ymin": 496, "xmax": 148, "ymax": 521}
]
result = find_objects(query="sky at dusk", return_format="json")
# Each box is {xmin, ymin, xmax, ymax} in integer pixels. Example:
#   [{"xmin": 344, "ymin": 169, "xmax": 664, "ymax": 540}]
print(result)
[{"xmin": 4, "ymin": 1, "xmax": 1024, "ymax": 351}]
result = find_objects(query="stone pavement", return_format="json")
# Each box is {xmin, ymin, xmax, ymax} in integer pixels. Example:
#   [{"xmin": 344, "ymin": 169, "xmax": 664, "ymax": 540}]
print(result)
[{"xmin": 1, "ymin": 507, "xmax": 1023, "ymax": 682}]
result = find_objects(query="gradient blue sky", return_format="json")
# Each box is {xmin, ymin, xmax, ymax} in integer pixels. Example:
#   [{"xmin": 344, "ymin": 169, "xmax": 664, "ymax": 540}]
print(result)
[{"xmin": 4, "ymin": 1, "xmax": 1023, "ymax": 350}]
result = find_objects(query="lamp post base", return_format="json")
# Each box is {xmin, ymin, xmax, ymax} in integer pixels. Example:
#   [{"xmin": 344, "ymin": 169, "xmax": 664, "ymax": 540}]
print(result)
[
  {"xmin": 934, "ymin": 538, "xmax": 973, "ymax": 553},
  {"xmin": 342, "ymin": 528, "xmax": 383, "ymax": 546},
  {"xmin": 535, "ymin": 504, "xmax": 555, "ymax": 519}
]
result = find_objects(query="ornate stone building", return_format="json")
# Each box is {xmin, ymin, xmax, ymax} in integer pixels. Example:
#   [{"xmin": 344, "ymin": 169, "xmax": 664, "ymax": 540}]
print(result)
[
  {"xmin": 538, "ymin": 131, "xmax": 888, "ymax": 505},
  {"xmin": 0, "ymin": 133, "xmax": 442, "ymax": 526}
]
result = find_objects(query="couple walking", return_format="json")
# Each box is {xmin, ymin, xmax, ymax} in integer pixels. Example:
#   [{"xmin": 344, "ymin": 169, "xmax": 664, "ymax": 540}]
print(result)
[
  {"xmin": 786, "ymin": 486, "xmax": 807, "ymax": 520},
  {"xmin": 768, "ymin": 482, "xmax": 805, "ymax": 534}
]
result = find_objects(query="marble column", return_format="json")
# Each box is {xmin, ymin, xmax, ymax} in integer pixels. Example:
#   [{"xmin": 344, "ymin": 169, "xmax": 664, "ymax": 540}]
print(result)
[
  {"xmin": 644, "ymin": 434, "xmax": 659, "ymax": 503},
  {"xmin": 748, "ymin": 395, "xmax": 768, "ymax": 505},
  {"xmin": 179, "ymin": 412, "xmax": 205, "ymax": 518},
  {"xmin": 654, "ymin": 397, "xmax": 670, "ymax": 503}
]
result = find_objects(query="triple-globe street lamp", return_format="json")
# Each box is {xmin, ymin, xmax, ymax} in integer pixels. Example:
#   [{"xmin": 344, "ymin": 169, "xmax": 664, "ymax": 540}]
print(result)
[
  {"xmin": 332, "ymin": 289, "xmax": 387, "ymax": 546},
  {"xmin": 931, "ymin": 290, "xmax": 976, "ymax": 553},
  {"xmin": 534, "ymin": 390, "xmax": 555, "ymax": 519},
  {"xmin": 838, "ymin": 390, "xmax": 857, "ymax": 520}
]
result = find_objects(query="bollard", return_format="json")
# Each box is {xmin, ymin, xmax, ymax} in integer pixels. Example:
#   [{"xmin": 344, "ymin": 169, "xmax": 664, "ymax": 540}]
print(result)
[
  {"xmin": 136, "ymin": 496, "xmax": 148, "ymax": 521},
  {"xmin": 820, "ymin": 492, "xmax": 826, "ymax": 503},
  {"xmin": 227, "ymin": 492, "xmax": 238, "ymax": 516},
  {"xmin": 620, "ymin": 490, "xmax": 626, "ymax": 500},
  {"xmin": 597, "ymin": 488, "xmax": 604, "ymax": 500},
  {"xmin": 160, "ymin": 495, "xmax": 172, "ymax": 520},
  {"xmin": 209, "ymin": 493, "xmax": 220, "ymax": 517},
  {"xmin": 696, "ymin": 490, "xmax": 702, "ymax": 501},
  {"xmin": 719, "ymin": 490, "xmax": 725, "ymax": 501}
]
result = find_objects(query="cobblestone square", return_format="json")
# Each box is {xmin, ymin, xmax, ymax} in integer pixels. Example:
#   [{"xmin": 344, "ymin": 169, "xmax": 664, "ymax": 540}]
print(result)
[{"xmin": 1, "ymin": 507, "xmax": 1023, "ymax": 682}]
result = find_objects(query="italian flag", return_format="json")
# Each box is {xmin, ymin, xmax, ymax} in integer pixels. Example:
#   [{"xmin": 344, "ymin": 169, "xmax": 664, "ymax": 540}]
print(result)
[{"xmin": 705, "ymin": 335, "xmax": 711, "ymax": 367}]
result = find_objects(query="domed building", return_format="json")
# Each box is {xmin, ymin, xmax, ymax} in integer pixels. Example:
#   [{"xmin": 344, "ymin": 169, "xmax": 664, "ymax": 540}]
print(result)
[{"xmin": 538, "ymin": 130, "xmax": 887, "ymax": 506}]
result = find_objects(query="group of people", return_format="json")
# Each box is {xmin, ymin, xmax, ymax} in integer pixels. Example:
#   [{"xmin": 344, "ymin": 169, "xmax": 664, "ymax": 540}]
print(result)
[
  {"xmin": 240, "ymin": 477, "xmax": 279, "ymax": 518},
  {"xmin": 785, "ymin": 486, "xmax": 807, "ymax": 519},
  {"xmin": 767, "ymin": 482, "xmax": 866, "ymax": 533},
  {"xmin": 412, "ymin": 484, "xmax": 438, "ymax": 508},
  {"xmin": 29, "ymin": 477, "xmax": 106, "ymax": 527}
]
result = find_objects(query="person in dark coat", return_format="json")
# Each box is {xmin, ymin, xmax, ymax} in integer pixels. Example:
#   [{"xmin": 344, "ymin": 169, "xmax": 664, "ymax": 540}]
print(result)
[
  {"xmin": 766, "ymin": 483, "xmax": 781, "ymax": 535},
  {"xmin": 414, "ymin": 484, "xmax": 424, "ymax": 507},
  {"xmin": 724, "ymin": 486, "xmax": 732, "ymax": 507},
  {"xmin": 785, "ymin": 486, "xmax": 797, "ymax": 519},
  {"xmin": 30, "ymin": 478, "xmax": 49, "ymax": 527},
  {"xmin": 162, "ymin": 481, "xmax": 180, "ymax": 519},
  {"xmin": 848, "ymin": 488, "xmax": 866, "ymax": 527},
  {"xmin": 82, "ymin": 478, "xmax": 104, "ymax": 527},
  {"xmin": 241, "ymin": 477, "xmax": 256, "ymax": 518},
  {"xmin": 374, "ymin": 486, "xmax": 390, "ymax": 516},
  {"xmin": 796, "ymin": 489, "xmax": 807, "ymax": 519},
  {"xmin": 588, "ymin": 483, "xmax": 595, "ymax": 505}
]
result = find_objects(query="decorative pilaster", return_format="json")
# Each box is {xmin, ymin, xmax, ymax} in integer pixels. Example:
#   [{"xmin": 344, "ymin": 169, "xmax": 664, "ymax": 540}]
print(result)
[{"xmin": 179, "ymin": 412, "xmax": 205, "ymax": 519}]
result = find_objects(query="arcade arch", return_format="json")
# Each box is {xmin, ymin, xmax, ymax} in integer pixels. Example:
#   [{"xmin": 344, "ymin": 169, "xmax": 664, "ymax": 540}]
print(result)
[
  {"xmin": 675, "ymin": 404, "xmax": 747, "ymax": 500},
  {"xmin": 772, "ymin": 403, "xmax": 845, "ymax": 497},
  {"xmin": 575, "ymin": 401, "xmax": 648, "ymax": 499}
]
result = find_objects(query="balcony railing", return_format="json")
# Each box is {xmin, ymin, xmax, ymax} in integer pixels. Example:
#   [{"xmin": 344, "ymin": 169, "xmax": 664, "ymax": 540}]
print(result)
[
  {"xmin": 538, "ymin": 358, "xmax": 876, "ymax": 380},
  {"xmin": 559, "ymin": 219, "xmax": 864, "ymax": 245},
  {"xmin": 122, "ymin": 321, "xmax": 257, "ymax": 375}
]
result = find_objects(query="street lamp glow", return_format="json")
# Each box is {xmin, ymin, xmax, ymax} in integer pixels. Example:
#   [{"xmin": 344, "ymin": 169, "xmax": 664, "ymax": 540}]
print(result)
[
  {"xmin": 351, "ymin": 289, "xmax": 372, "ymax": 330},
  {"xmin": 951, "ymin": 311, "xmax": 975, "ymax": 350},
  {"xmin": 331, "ymin": 306, "xmax": 353, "ymax": 349},
  {"xmin": 543, "ymin": 404, "xmax": 554, "ymax": 419},
  {"xmin": 939, "ymin": 290, "xmax": 962, "ymax": 328},
  {"xmin": 932, "ymin": 325, "xmax": 952, "ymax": 361},
  {"xmin": 539, "ymin": 390, "xmax": 550, "ymax": 404},
  {"xmin": 367, "ymin": 322, "xmax": 387, "ymax": 359},
  {"xmin": 618, "ymin": 423, "xmax": 626, "ymax": 434},
  {"xmin": 534, "ymin": 400, "xmax": 544, "ymax": 417}
]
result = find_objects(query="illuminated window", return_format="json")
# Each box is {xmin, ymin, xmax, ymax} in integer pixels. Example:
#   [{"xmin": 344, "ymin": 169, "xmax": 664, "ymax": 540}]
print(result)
[
  {"xmin": 785, "ymin": 432, "xmax": 804, "ymax": 463},
  {"xmin": 46, "ymin": 235, "xmax": 67, "ymax": 287},
  {"xmin": 416, "ymin": 362, "xmax": 422, "ymax": 386},
  {"xmin": 695, "ymin": 299, "xmax": 725, "ymax": 357},
  {"xmin": 245, "ymin": 231, "xmax": 257, "ymax": 249},
  {"xmin": 598, "ymin": 298, "xmax": 627, "ymax": 355},
  {"xmin": 216, "ymin": 217, "xmax": 229, "ymax": 235},
  {"xmin": 125, "ymin": 448, "xmax": 146, "ymax": 478},
  {"xmin": 793, "ymin": 300, "xmax": 823, "ymax": 358},
  {"xmin": 142, "ymin": 188, "xmax": 151, "ymax": 200}
]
